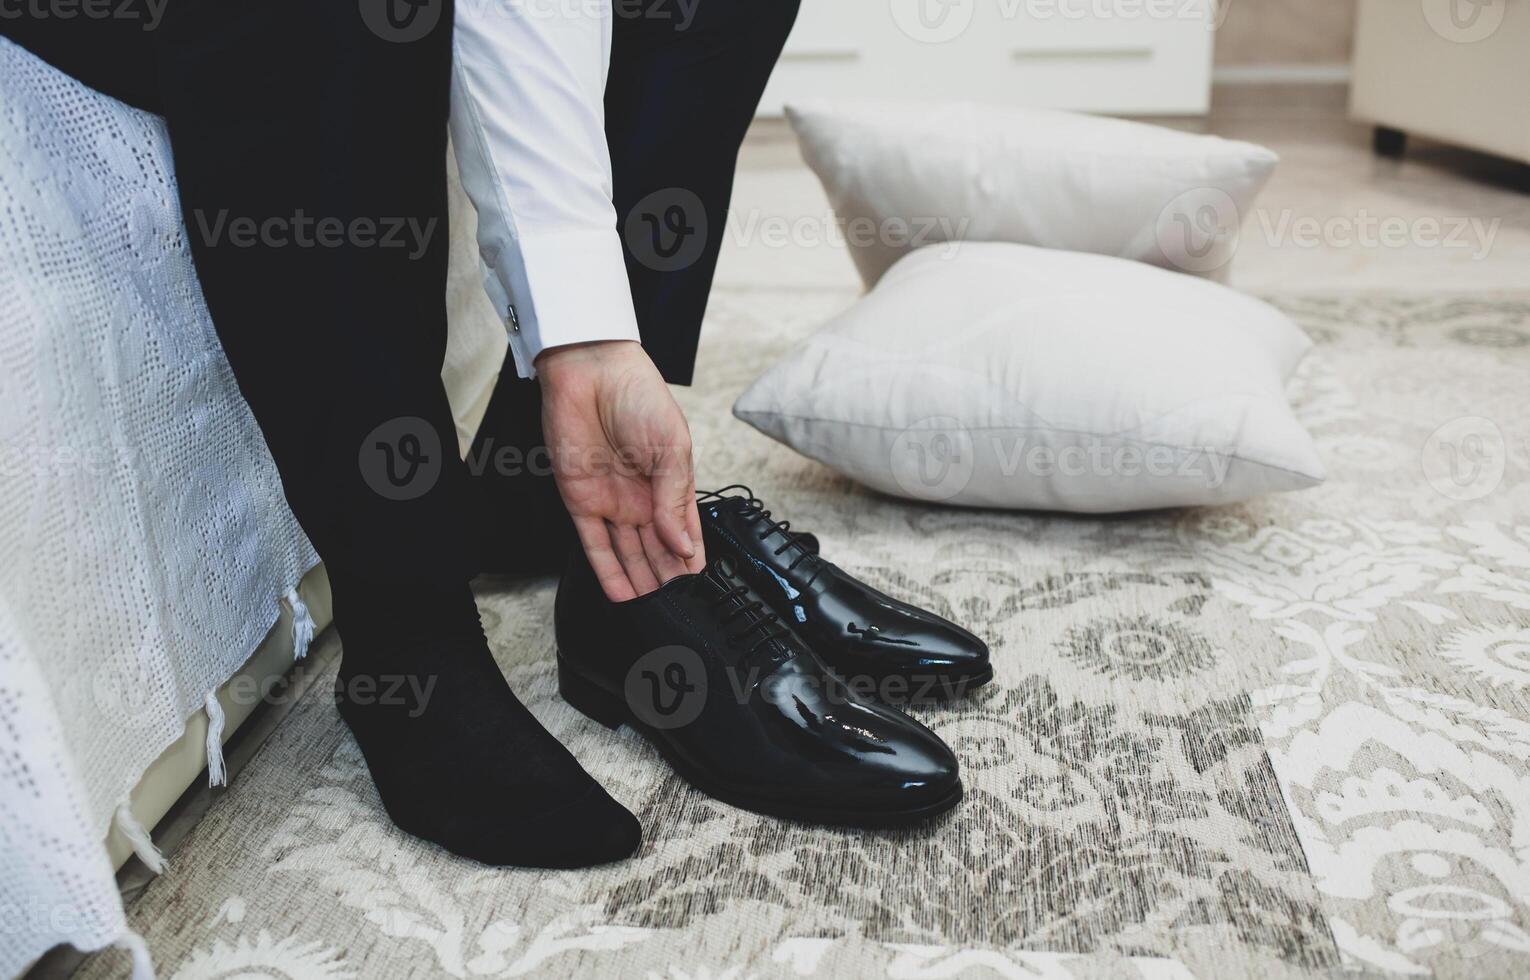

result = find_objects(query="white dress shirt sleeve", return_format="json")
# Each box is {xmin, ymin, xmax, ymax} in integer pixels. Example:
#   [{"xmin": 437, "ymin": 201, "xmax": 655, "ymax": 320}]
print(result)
[{"xmin": 450, "ymin": 0, "xmax": 640, "ymax": 379}]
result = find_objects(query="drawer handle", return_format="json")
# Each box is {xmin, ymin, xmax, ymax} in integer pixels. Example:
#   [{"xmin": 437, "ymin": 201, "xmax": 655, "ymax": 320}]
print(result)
[
  {"xmin": 780, "ymin": 45, "xmax": 863, "ymax": 63},
  {"xmin": 1011, "ymin": 46, "xmax": 1156, "ymax": 61}
]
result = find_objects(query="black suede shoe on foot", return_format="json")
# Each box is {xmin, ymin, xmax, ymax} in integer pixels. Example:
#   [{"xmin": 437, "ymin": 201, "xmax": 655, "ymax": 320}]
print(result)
[
  {"xmin": 555, "ymin": 553, "xmax": 962, "ymax": 826},
  {"xmin": 696, "ymin": 486, "xmax": 992, "ymax": 704},
  {"xmin": 330, "ymin": 579, "xmax": 640, "ymax": 868}
]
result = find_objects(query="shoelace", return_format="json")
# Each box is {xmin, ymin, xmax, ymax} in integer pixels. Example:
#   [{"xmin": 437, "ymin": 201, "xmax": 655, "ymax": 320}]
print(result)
[
  {"xmin": 697, "ymin": 484, "xmax": 821, "ymax": 583},
  {"xmin": 706, "ymin": 559, "xmax": 790, "ymax": 658}
]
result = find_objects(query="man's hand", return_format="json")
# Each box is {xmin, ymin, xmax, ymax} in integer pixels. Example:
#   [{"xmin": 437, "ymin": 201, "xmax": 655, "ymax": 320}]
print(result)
[{"xmin": 537, "ymin": 340, "xmax": 706, "ymax": 600}]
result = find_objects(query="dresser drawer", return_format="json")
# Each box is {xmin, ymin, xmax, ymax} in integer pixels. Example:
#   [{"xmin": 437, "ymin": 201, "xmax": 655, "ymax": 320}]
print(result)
[{"xmin": 760, "ymin": 0, "xmax": 1214, "ymax": 115}]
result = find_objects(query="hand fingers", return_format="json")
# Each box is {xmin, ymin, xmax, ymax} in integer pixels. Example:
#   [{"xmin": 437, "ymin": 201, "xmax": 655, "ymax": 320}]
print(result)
[
  {"xmin": 650, "ymin": 442, "xmax": 698, "ymax": 562},
  {"xmin": 573, "ymin": 516, "xmax": 637, "ymax": 602},
  {"xmin": 611, "ymin": 522, "xmax": 661, "ymax": 597},
  {"xmin": 639, "ymin": 522, "xmax": 690, "ymax": 585},
  {"xmin": 681, "ymin": 495, "xmax": 706, "ymax": 574}
]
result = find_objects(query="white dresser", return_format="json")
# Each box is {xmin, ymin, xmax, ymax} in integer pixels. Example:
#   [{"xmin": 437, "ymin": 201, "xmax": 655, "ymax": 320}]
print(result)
[{"xmin": 758, "ymin": 0, "xmax": 1217, "ymax": 116}]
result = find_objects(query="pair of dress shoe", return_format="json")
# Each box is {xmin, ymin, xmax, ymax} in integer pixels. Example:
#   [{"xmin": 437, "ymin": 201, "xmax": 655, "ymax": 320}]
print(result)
[
  {"xmin": 336, "ymin": 487, "xmax": 989, "ymax": 870},
  {"xmin": 554, "ymin": 487, "xmax": 990, "ymax": 826}
]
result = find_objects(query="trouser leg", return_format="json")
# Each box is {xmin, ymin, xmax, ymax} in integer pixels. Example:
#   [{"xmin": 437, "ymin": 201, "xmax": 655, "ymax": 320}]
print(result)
[
  {"xmin": 7, "ymin": 1, "xmax": 648, "ymax": 871},
  {"xmin": 6, "ymin": 0, "xmax": 472, "ymax": 587},
  {"xmin": 153, "ymin": 0, "xmax": 473, "ymax": 587},
  {"xmin": 0, "ymin": 1, "xmax": 161, "ymax": 110},
  {"xmin": 604, "ymin": 0, "xmax": 802, "ymax": 385},
  {"xmin": 467, "ymin": 0, "xmax": 801, "ymax": 573}
]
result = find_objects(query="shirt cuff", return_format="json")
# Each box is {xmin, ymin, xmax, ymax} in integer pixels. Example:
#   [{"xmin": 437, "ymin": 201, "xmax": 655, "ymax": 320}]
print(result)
[{"xmin": 481, "ymin": 227, "xmax": 641, "ymax": 379}]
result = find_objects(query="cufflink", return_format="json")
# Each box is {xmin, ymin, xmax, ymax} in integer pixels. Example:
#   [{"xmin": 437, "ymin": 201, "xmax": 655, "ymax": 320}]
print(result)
[{"xmin": 507, "ymin": 304, "xmax": 520, "ymax": 333}]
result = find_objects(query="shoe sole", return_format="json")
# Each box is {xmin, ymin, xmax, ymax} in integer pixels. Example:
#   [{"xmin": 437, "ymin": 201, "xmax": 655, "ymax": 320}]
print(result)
[
  {"xmin": 873, "ymin": 663, "xmax": 994, "ymax": 706},
  {"xmin": 557, "ymin": 655, "xmax": 964, "ymax": 828}
]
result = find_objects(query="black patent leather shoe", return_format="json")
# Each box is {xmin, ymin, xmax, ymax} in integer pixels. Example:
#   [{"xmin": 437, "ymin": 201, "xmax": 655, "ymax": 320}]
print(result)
[
  {"xmin": 696, "ymin": 487, "xmax": 992, "ymax": 704},
  {"xmin": 554, "ymin": 554, "xmax": 963, "ymax": 826}
]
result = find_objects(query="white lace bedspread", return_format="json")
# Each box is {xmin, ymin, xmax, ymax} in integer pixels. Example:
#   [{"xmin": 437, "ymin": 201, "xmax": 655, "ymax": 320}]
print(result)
[{"xmin": 0, "ymin": 40, "xmax": 322, "ymax": 976}]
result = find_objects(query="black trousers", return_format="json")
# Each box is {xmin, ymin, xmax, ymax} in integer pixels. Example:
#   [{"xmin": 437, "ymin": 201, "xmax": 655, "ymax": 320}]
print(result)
[
  {"xmin": 2, "ymin": 0, "xmax": 799, "ymax": 584},
  {"xmin": 608, "ymin": 0, "xmax": 801, "ymax": 385}
]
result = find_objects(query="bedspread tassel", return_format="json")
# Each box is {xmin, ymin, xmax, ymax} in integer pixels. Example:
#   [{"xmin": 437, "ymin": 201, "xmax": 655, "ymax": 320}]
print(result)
[
  {"xmin": 286, "ymin": 586, "xmax": 315, "ymax": 661},
  {"xmin": 117, "ymin": 928, "xmax": 157, "ymax": 980},
  {"xmin": 204, "ymin": 691, "xmax": 227, "ymax": 788},
  {"xmin": 113, "ymin": 799, "xmax": 166, "ymax": 875}
]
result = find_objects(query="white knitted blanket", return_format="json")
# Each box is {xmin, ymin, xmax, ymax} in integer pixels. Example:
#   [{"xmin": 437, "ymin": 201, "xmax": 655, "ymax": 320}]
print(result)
[{"xmin": 0, "ymin": 40, "xmax": 321, "ymax": 977}]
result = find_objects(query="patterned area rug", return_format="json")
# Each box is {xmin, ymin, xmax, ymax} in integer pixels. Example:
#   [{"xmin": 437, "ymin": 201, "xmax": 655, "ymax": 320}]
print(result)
[{"xmin": 80, "ymin": 291, "xmax": 1530, "ymax": 980}]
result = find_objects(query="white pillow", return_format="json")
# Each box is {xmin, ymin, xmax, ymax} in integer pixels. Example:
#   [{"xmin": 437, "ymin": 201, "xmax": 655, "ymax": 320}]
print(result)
[
  {"xmin": 786, "ymin": 99, "xmax": 1279, "ymax": 287},
  {"xmin": 733, "ymin": 243, "xmax": 1324, "ymax": 513}
]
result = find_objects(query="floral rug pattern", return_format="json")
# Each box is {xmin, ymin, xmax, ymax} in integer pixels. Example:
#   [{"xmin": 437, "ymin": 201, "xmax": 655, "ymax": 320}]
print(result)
[{"xmin": 77, "ymin": 292, "xmax": 1530, "ymax": 979}]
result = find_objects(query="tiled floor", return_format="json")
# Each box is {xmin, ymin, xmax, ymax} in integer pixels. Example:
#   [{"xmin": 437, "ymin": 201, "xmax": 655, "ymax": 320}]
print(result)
[{"xmin": 721, "ymin": 83, "xmax": 1530, "ymax": 294}]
